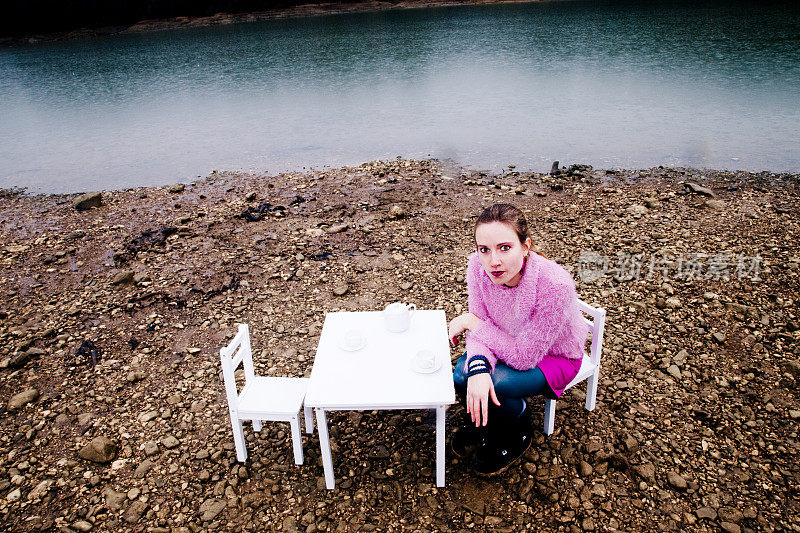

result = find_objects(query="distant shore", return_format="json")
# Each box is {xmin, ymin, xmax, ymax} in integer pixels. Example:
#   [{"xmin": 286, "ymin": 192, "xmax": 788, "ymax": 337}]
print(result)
[{"xmin": 1, "ymin": 0, "xmax": 545, "ymax": 45}]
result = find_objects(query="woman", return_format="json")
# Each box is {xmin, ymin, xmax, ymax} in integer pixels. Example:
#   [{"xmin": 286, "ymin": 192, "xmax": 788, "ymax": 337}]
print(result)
[{"xmin": 448, "ymin": 203, "xmax": 588, "ymax": 476}]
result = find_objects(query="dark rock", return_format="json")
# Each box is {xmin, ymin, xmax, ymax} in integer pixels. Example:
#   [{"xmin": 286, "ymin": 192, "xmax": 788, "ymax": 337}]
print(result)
[
  {"xmin": 718, "ymin": 507, "xmax": 744, "ymax": 523},
  {"xmin": 200, "ymin": 499, "xmax": 226, "ymax": 521},
  {"xmin": 112, "ymin": 270, "xmax": 135, "ymax": 285},
  {"xmin": 633, "ymin": 462, "xmax": 655, "ymax": 483},
  {"xmin": 74, "ymin": 192, "xmax": 102, "ymax": 211},
  {"xmin": 784, "ymin": 360, "xmax": 800, "ymax": 379},
  {"xmin": 8, "ymin": 388, "xmax": 39, "ymax": 410},
  {"xmin": 695, "ymin": 506, "xmax": 717, "ymax": 520},
  {"xmin": 684, "ymin": 182, "xmax": 715, "ymax": 197},
  {"xmin": 720, "ymin": 522, "xmax": 741, "ymax": 533},
  {"xmin": 123, "ymin": 500, "xmax": 148, "ymax": 524},
  {"xmin": 667, "ymin": 471, "xmax": 687, "ymax": 491},
  {"xmin": 78, "ymin": 436, "xmax": 118, "ymax": 464},
  {"xmin": 9, "ymin": 351, "xmax": 33, "ymax": 368},
  {"xmin": 326, "ymin": 223, "xmax": 349, "ymax": 234},
  {"xmin": 75, "ymin": 340, "xmax": 101, "ymax": 366},
  {"xmin": 103, "ymin": 488, "xmax": 127, "ymax": 510},
  {"xmin": 134, "ymin": 459, "xmax": 153, "ymax": 478}
]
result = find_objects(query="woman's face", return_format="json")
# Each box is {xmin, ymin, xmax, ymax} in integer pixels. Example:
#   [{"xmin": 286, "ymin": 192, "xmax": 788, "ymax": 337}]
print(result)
[{"xmin": 475, "ymin": 221, "xmax": 531, "ymax": 287}]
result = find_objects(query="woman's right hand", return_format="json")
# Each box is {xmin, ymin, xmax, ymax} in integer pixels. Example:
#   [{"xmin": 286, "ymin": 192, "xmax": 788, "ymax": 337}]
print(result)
[{"xmin": 466, "ymin": 373, "xmax": 501, "ymax": 427}]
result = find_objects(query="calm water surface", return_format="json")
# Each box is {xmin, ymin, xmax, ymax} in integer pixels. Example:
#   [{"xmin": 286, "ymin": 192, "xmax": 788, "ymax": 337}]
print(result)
[{"xmin": 1, "ymin": 0, "xmax": 799, "ymax": 193}]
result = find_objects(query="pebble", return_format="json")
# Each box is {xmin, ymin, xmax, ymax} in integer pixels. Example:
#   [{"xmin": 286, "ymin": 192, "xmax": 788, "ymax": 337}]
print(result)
[
  {"xmin": 720, "ymin": 522, "xmax": 741, "ymax": 533},
  {"xmin": 123, "ymin": 500, "xmax": 148, "ymax": 524},
  {"xmin": 72, "ymin": 520, "xmax": 93, "ymax": 531},
  {"xmin": 332, "ymin": 284, "xmax": 349, "ymax": 296},
  {"xmin": 104, "ymin": 488, "xmax": 127, "ymax": 510},
  {"xmin": 326, "ymin": 223, "xmax": 349, "ymax": 234},
  {"xmin": 684, "ymin": 181, "xmax": 715, "ymax": 197},
  {"xmin": 704, "ymin": 199, "xmax": 726, "ymax": 210},
  {"xmin": 134, "ymin": 459, "xmax": 153, "ymax": 478},
  {"xmin": 112, "ymin": 270, "xmax": 135, "ymax": 285},
  {"xmin": 200, "ymin": 499, "xmax": 226, "ymax": 521},
  {"xmin": 161, "ymin": 435, "xmax": 180, "ymax": 449},
  {"xmin": 633, "ymin": 463, "xmax": 655, "ymax": 483},
  {"xmin": 78, "ymin": 436, "xmax": 118, "ymax": 464},
  {"xmin": 695, "ymin": 506, "xmax": 717, "ymax": 520},
  {"xmin": 718, "ymin": 507, "xmax": 744, "ymax": 523},
  {"xmin": 8, "ymin": 388, "xmax": 39, "ymax": 411},
  {"xmin": 666, "ymin": 471, "xmax": 687, "ymax": 491},
  {"xmin": 388, "ymin": 205, "xmax": 406, "ymax": 219},
  {"xmin": 127, "ymin": 370, "xmax": 147, "ymax": 382},
  {"xmin": 667, "ymin": 364, "xmax": 682, "ymax": 380}
]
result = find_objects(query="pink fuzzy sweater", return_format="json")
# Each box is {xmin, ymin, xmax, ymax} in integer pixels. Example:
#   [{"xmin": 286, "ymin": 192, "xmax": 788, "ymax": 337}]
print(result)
[{"xmin": 465, "ymin": 252, "xmax": 588, "ymax": 371}]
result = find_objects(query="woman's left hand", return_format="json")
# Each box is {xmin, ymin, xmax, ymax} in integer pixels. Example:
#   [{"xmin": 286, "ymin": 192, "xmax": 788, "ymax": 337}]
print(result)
[{"xmin": 448, "ymin": 313, "xmax": 483, "ymax": 346}]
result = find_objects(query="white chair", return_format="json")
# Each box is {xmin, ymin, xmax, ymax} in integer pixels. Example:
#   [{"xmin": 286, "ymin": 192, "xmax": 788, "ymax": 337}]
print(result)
[
  {"xmin": 220, "ymin": 324, "xmax": 314, "ymax": 464},
  {"xmin": 543, "ymin": 300, "xmax": 606, "ymax": 435}
]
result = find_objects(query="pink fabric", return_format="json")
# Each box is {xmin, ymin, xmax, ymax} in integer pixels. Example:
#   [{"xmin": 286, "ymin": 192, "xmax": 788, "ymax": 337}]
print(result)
[{"xmin": 464, "ymin": 252, "xmax": 589, "ymax": 397}]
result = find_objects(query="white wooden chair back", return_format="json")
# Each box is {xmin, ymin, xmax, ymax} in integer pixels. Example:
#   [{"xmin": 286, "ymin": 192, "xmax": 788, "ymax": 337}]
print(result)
[
  {"xmin": 220, "ymin": 324, "xmax": 254, "ymax": 407},
  {"xmin": 577, "ymin": 299, "xmax": 607, "ymax": 371},
  {"xmin": 543, "ymin": 299, "xmax": 606, "ymax": 435}
]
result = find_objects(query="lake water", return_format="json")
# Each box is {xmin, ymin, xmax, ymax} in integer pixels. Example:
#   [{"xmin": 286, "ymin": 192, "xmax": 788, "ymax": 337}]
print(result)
[{"xmin": 1, "ymin": 0, "xmax": 799, "ymax": 193}]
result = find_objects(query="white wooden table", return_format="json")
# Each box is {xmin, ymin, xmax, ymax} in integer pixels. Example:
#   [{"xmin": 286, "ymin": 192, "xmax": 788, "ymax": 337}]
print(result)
[{"xmin": 305, "ymin": 310, "xmax": 456, "ymax": 489}]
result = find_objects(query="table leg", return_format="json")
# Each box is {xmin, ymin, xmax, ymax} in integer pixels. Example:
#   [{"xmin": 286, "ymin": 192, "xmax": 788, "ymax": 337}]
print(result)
[
  {"xmin": 436, "ymin": 405, "xmax": 446, "ymax": 487},
  {"xmin": 315, "ymin": 409, "xmax": 335, "ymax": 489}
]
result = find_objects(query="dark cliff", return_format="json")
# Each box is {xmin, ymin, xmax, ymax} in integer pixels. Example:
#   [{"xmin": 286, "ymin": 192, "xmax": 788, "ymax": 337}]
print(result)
[{"xmin": 1, "ymin": 0, "xmax": 365, "ymax": 38}]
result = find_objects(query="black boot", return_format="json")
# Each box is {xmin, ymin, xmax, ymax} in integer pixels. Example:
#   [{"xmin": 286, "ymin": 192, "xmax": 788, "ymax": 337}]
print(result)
[
  {"xmin": 450, "ymin": 414, "xmax": 487, "ymax": 459},
  {"xmin": 473, "ymin": 413, "xmax": 533, "ymax": 477}
]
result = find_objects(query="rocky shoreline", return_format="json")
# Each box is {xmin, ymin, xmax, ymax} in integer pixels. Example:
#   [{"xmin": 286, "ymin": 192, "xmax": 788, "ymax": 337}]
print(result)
[{"xmin": 1, "ymin": 159, "xmax": 798, "ymax": 532}]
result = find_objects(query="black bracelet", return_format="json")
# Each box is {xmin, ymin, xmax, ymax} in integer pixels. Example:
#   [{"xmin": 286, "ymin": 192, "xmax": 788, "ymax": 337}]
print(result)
[
  {"xmin": 467, "ymin": 366, "xmax": 491, "ymax": 378},
  {"xmin": 466, "ymin": 355, "xmax": 491, "ymax": 378},
  {"xmin": 467, "ymin": 355, "xmax": 490, "ymax": 368}
]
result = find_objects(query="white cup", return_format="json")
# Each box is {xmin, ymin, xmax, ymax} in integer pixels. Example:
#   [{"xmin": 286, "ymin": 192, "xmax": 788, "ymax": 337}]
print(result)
[
  {"xmin": 343, "ymin": 329, "xmax": 364, "ymax": 350},
  {"xmin": 415, "ymin": 349, "xmax": 436, "ymax": 370},
  {"xmin": 383, "ymin": 302, "xmax": 416, "ymax": 333}
]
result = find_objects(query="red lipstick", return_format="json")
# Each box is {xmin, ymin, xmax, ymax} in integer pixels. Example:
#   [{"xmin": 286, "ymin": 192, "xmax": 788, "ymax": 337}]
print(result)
[{"xmin": 491, "ymin": 271, "xmax": 504, "ymax": 277}]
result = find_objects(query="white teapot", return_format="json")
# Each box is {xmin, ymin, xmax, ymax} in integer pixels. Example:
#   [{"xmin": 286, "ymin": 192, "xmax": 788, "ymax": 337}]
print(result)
[{"xmin": 383, "ymin": 302, "xmax": 416, "ymax": 333}]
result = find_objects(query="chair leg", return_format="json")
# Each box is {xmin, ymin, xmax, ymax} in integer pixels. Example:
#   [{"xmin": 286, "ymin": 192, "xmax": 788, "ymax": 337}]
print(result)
[
  {"xmin": 543, "ymin": 399, "xmax": 556, "ymax": 436},
  {"xmin": 585, "ymin": 370, "xmax": 600, "ymax": 412},
  {"xmin": 290, "ymin": 415, "xmax": 304, "ymax": 465},
  {"xmin": 253, "ymin": 420, "xmax": 263, "ymax": 432},
  {"xmin": 304, "ymin": 405, "xmax": 315, "ymax": 434},
  {"xmin": 230, "ymin": 414, "xmax": 248, "ymax": 462}
]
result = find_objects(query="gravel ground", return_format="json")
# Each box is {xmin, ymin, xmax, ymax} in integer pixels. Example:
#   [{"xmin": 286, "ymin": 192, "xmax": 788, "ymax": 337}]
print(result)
[{"xmin": 0, "ymin": 159, "xmax": 798, "ymax": 532}]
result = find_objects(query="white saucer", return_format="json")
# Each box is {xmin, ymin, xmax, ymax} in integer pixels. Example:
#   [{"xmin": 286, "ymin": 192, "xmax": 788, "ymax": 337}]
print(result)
[
  {"xmin": 338, "ymin": 338, "xmax": 366, "ymax": 352},
  {"xmin": 411, "ymin": 356, "xmax": 442, "ymax": 374}
]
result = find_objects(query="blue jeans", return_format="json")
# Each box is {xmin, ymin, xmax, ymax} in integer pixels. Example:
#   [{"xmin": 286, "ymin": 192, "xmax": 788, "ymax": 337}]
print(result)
[{"xmin": 453, "ymin": 353, "xmax": 556, "ymax": 418}]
